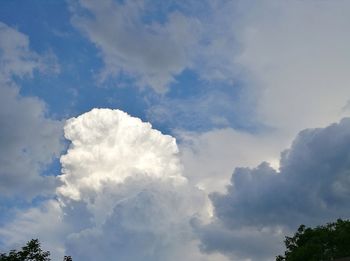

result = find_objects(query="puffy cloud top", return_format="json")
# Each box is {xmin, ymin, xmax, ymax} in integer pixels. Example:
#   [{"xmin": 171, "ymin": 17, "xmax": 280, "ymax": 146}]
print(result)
[
  {"xmin": 58, "ymin": 108, "xmax": 185, "ymax": 200},
  {"xmin": 56, "ymin": 108, "xmax": 212, "ymax": 261}
]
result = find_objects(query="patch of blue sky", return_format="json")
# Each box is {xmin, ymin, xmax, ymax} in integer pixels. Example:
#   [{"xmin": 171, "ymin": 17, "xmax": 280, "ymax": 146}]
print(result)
[
  {"xmin": 41, "ymin": 155, "xmax": 64, "ymax": 178},
  {"xmin": 146, "ymin": 68, "xmax": 263, "ymax": 134}
]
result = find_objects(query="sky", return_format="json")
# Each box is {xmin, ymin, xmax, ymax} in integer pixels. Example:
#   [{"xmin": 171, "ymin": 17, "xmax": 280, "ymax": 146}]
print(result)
[{"xmin": 1, "ymin": 0, "xmax": 350, "ymax": 260}]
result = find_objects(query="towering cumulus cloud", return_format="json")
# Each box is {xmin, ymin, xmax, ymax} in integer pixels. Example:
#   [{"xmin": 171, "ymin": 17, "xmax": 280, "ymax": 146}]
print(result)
[
  {"xmin": 1, "ymin": 108, "xmax": 220, "ymax": 261},
  {"xmin": 55, "ymin": 109, "xmax": 212, "ymax": 261},
  {"xmin": 58, "ymin": 108, "xmax": 185, "ymax": 200}
]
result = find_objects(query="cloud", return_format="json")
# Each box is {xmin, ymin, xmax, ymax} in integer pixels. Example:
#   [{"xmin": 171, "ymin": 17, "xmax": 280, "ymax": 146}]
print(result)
[
  {"xmin": 69, "ymin": 0, "xmax": 350, "ymax": 125},
  {"xmin": 233, "ymin": 0, "xmax": 350, "ymax": 134},
  {"xmin": 69, "ymin": 0, "xmax": 200, "ymax": 92},
  {"xmin": 0, "ymin": 84, "xmax": 63, "ymax": 198},
  {"xmin": 197, "ymin": 118, "xmax": 350, "ymax": 260},
  {"xmin": 175, "ymin": 0, "xmax": 350, "ymax": 197},
  {"xmin": 0, "ymin": 22, "xmax": 63, "ymax": 199},
  {"xmin": 64, "ymin": 178, "xmax": 204, "ymax": 261},
  {"xmin": 178, "ymin": 128, "xmax": 283, "ymax": 193},
  {"xmin": 0, "ymin": 22, "xmax": 60, "ymax": 81},
  {"xmin": 58, "ymin": 108, "xmax": 185, "ymax": 201},
  {"xmin": 67, "ymin": 0, "xmax": 243, "ymax": 92},
  {"xmin": 0, "ymin": 200, "xmax": 66, "ymax": 261},
  {"xmin": 147, "ymin": 90, "xmax": 239, "ymax": 131},
  {"xmin": 1, "ymin": 108, "xmax": 224, "ymax": 261},
  {"xmin": 57, "ymin": 108, "xmax": 214, "ymax": 260},
  {"xmin": 194, "ymin": 221, "xmax": 284, "ymax": 261},
  {"xmin": 3, "ymin": 1, "xmax": 350, "ymax": 260}
]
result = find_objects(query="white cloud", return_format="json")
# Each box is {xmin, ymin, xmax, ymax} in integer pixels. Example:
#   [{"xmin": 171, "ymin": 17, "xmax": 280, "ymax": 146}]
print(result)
[
  {"xmin": 57, "ymin": 108, "xmax": 213, "ymax": 260},
  {"xmin": 58, "ymin": 108, "xmax": 185, "ymax": 201},
  {"xmin": 1, "ymin": 108, "xmax": 225, "ymax": 261}
]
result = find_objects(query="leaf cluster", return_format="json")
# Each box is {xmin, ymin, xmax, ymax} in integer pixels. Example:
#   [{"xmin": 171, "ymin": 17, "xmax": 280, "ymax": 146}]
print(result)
[
  {"xmin": 0, "ymin": 239, "xmax": 50, "ymax": 261},
  {"xmin": 277, "ymin": 219, "xmax": 350, "ymax": 261}
]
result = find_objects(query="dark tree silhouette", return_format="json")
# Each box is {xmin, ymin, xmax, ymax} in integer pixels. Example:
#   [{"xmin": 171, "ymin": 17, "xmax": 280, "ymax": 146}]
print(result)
[
  {"xmin": 0, "ymin": 239, "xmax": 72, "ymax": 261},
  {"xmin": 0, "ymin": 239, "xmax": 50, "ymax": 261},
  {"xmin": 276, "ymin": 219, "xmax": 350, "ymax": 261}
]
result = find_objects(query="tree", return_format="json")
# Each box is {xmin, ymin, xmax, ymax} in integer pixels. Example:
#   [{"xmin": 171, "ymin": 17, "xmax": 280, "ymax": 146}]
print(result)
[
  {"xmin": 276, "ymin": 219, "xmax": 350, "ymax": 261},
  {"xmin": 0, "ymin": 239, "xmax": 50, "ymax": 261},
  {"xmin": 0, "ymin": 239, "xmax": 72, "ymax": 261}
]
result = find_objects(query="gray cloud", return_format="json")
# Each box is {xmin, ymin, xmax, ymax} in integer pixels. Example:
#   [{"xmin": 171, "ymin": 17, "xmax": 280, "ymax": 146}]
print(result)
[
  {"xmin": 0, "ymin": 85, "xmax": 63, "ymax": 198},
  {"xmin": 177, "ymin": 0, "xmax": 350, "ymax": 205},
  {"xmin": 193, "ymin": 220, "xmax": 283, "ymax": 261},
  {"xmin": 0, "ymin": 22, "xmax": 63, "ymax": 199},
  {"xmin": 197, "ymin": 118, "xmax": 350, "ymax": 260},
  {"xmin": 64, "ymin": 177, "xmax": 208, "ymax": 261},
  {"xmin": 0, "ymin": 22, "xmax": 60, "ymax": 80},
  {"xmin": 69, "ymin": 0, "xmax": 200, "ymax": 92}
]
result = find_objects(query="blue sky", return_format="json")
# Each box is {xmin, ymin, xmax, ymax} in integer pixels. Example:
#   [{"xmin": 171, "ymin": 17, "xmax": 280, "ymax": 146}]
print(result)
[{"xmin": 1, "ymin": 1, "xmax": 350, "ymax": 260}]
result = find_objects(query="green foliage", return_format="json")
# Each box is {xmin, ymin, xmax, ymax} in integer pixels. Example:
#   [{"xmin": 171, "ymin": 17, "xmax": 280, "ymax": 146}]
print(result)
[
  {"xmin": 276, "ymin": 219, "xmax": 350, "ymax": 261},
  {"xmin": 0, "ymin": 239, "xmax": 50, "ymax": 261}
]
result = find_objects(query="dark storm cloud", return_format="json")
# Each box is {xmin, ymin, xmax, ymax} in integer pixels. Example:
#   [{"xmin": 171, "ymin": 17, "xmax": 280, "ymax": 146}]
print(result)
[{"xmin": 197, "ymin": 118, "xmax": 350, "ymax": 260}]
